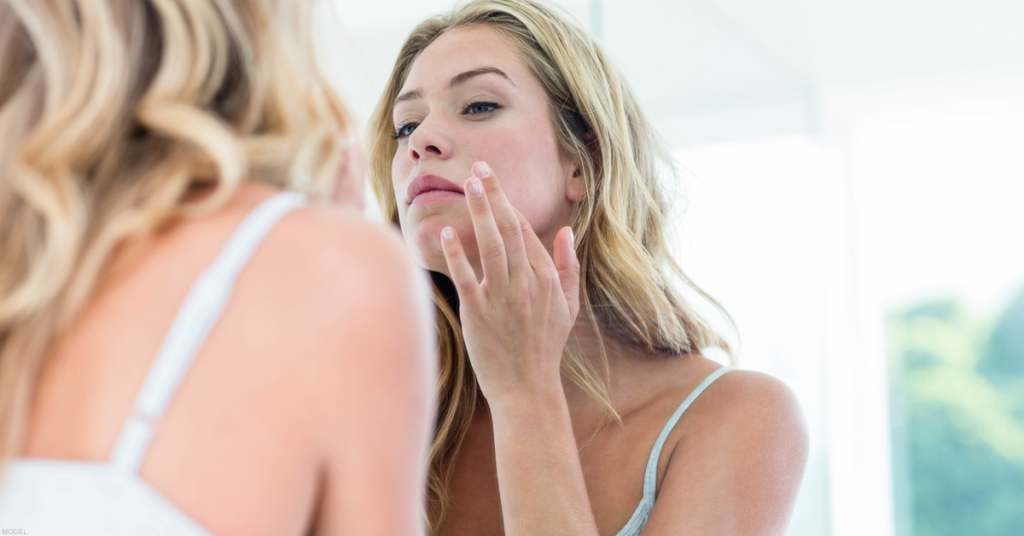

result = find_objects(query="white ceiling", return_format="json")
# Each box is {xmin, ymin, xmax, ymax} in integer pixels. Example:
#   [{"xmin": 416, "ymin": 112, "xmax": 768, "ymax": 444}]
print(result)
[{"xmin": 319, "ymin": 0, "xmax": 1024, "ymax": 145}]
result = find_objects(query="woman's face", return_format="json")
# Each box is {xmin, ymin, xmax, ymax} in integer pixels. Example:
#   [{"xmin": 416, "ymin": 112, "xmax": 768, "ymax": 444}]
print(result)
[{"xmin": 391, "ymin": 25, "xmax": 581, "ymax": 277}]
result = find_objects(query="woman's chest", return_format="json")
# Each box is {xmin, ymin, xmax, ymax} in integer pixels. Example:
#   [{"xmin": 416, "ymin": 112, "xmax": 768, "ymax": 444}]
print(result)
[{"xmin": 435, "ymin": 410, "xmax": 666, "ymax": 536}]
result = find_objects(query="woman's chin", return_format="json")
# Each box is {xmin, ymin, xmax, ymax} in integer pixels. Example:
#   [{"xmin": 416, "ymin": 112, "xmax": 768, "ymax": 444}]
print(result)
[
  {"xmin": 406, "ymin": 222, "xmax": 479, "ymax": 278},
  {"xmin": 405, "ymin": 223, "xmax": 450, "ymax": 274},
  {"xmin": 419, "ymin": 250, "xmax": 450, "ymax": 277}
]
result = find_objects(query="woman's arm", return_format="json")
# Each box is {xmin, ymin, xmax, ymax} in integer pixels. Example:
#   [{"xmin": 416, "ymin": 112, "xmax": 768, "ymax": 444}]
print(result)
[
  {"xmin": 440, "ymin": 162, "xmax": 599, "ymax": 536},
  {"xmin": 641, "ymin": 371, "xmax": 809, "ymax": 536},
  {"xmin": 302, "ymin": 213, "xmax": 435, "ymax": 536},
  {"xmin": 488, "ymin": 383, "xmax": 601, "ymax": 535}
]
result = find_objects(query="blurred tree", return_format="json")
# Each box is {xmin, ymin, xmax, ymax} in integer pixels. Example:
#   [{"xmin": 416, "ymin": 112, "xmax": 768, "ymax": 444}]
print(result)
[
  {"xmin": 887, "ymin": 293, "xmax": 1024, "ymax": 536},
  {"xmin": 979, "ymin": 286, "xmax": 1024, "ymax": 425}
]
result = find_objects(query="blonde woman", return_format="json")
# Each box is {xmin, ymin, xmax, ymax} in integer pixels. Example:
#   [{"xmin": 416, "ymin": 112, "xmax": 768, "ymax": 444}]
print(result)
[
  {"xmin": 367, "ymin": 1, "xmax": 809, "ymax": 534},
  {"xmin": 0, "ymin": 1, "xmax": 433, "ymax": 535}
]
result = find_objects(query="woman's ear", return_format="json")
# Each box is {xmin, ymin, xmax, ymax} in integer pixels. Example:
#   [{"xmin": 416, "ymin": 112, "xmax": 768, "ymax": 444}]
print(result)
[
  {"xmin": 566, "ymin": 130, "xmax": 601, "ymax": 202},
  {"xmin": 585, "ymin": 130, "xmax": 602, "ymax": 171},
  {"xmin": 567, "ymin": 164, "xmax": 586, "ymax": 201}
]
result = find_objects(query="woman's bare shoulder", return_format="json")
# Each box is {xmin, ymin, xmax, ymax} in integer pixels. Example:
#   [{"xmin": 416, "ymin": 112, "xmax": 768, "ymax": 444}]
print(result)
[
  {"xmin": 658, "ymin": 363, "xmax": 807, "ymax": 453},
  {"xmin": 220, "ymin": 200, "xmax": 433, "ymax": 471},
  {"xmin": 710, "ymin": 366, "xmax": 797, "ymax": 399},
  {"xmin": 246, "ymin": 203, "xmax": 426, "ymax": 328},
  {"xmin": 638, "ymin": 352, "xmax": 802, "ymax": 428},
  {"xmin": 272, "ymin": 203, "xmax": 414, "ymax": 292},
  {"xmin": 698, "ymin": 368, "xmax": 805, "ymax": 433},
  {"xmin": 230, "ymin": 199, "xmax": 433, "ymax": 408},
  {"xmin": 642, "ymin": 366, "xmax": 809, "ymax": 535}
]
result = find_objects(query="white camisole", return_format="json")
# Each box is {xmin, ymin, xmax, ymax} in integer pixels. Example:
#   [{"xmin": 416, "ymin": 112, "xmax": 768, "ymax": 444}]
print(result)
[{"xmin": 0, "ymin": 192, "xmax": 306, "ymax": 536}]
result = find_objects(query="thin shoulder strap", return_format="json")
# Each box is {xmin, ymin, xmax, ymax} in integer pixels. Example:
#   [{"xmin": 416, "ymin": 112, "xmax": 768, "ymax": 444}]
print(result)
[
  {"xmin": 109, "ymin": 192, "xmax": 306, "ymax": 473},
  {"xmin": 614, "ymin": 366, "xmax": 732, "ymax": 536}
]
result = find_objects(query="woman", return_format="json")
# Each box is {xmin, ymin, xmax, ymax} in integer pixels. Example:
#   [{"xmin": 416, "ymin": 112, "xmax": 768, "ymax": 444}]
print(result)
[
  {"xmin": 367, "ymin": 1, "xmax": 808, "ymax": 534},
  {"xmin": 0, "ymin": 1, "xmax": 433, "ymax": 535}
]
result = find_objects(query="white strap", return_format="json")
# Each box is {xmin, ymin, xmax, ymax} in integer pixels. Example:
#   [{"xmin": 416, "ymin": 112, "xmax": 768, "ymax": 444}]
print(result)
[
  {"xmin": 613, "ymin": 366, "xmax": 732, "ymax": 536},
  {"xmin": 110, "ymin": 192, "xmax": 306, "ymax": 472}
]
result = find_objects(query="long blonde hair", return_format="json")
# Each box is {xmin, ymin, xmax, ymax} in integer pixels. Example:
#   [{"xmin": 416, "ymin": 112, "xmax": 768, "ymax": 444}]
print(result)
[
  {"xmin": 367, "ymin": 0, "xmax": 732, "ymax": 529},
  {"xmin": 0, "ymin": 0, "xmax": 351, "ymax": 472}
]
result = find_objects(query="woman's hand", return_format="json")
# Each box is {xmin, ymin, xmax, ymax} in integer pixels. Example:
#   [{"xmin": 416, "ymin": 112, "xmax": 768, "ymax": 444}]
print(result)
[
  {"xmin": 439, "ymin": 161, "xmax": 580, "ymax": 402},
  {"xmin": 440, "ymin": 162, "xmax": 600, "ymax": 536},
  {"xmin": 331, "ymin": 134, "xmax": 367, "ymax": 212}
]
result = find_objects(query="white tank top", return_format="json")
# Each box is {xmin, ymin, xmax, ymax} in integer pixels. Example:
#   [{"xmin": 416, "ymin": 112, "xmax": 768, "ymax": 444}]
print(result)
[{"xmin": 0, "ymin": 192, "xmax": 306, "ymax": 536}]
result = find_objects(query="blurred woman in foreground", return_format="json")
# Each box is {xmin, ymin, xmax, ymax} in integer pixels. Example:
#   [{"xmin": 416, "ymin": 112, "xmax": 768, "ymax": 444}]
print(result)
[{"xmin": 0, "ymin": 1, "xmax": 433, "ymax": 535}]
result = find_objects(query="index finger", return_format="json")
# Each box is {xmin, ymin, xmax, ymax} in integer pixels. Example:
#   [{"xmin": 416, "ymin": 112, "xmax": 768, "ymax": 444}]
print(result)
[{"xmin": 471, "ymin": 162, "xmax": 530, "ymax": 277}]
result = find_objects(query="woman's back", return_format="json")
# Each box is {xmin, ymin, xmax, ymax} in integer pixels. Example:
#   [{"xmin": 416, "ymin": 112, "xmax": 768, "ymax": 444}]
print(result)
[
  {"xmin": 1, "ymin": 184, "xmax": 433, "ymax": 536},
  {"xmin": 1, "ymin": 1, "xmax": 433, "ymax": 533}
]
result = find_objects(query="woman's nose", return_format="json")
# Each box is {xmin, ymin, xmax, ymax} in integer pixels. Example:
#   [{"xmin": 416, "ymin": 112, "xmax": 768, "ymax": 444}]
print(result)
[{"xmin": 408, "ymin": 118, "xmax": 450, "ymax": 162}]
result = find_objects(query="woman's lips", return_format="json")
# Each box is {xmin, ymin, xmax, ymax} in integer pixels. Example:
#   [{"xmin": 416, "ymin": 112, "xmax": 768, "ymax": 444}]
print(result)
[
  {"xmin": 410, "ymin": 189, "xmax": 465, "ymax": 206},
  {"xmin": 407, "ymin": 174, "xmax": 465, "ymax": 206}
]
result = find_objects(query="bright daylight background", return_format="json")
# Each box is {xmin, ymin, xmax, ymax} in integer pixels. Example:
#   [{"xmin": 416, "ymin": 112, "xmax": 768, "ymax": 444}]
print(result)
[{"xmin": 317, "ymin": 1, "xmax": 1024, "ymax": 535}]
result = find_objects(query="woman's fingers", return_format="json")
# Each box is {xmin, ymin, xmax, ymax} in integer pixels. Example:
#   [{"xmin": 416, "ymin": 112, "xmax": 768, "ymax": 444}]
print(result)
[
  {"xmin": 461, "ymin": 162, "xmax": 573, "ymax": 325},
  {"xmin": 552, "ymin": 226, "xmax": 581, "ymax": 324},
  {"xmin": 515, "ymin": 207, "xmax": 578, "ymax": 322},
  {"xmin": 469, "ymin": 162, "xmax": 529, "ymax": 278},
  {"xmin": 515, "ymin": 208, "xmax": 554, "ymax": 274},
  {"xmin": 463, "ymin": 172, "xmax": 509, "ymax": 288},
  {"xmin": 440, "ymin": 226, "xmax": 482, "ymax": 306}
]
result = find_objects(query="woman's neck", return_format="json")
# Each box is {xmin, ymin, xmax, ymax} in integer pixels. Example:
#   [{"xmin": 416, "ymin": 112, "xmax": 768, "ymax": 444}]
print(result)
[{"xmin": 561, "ymin": 312, "xmax": 630, "ymax": 407}]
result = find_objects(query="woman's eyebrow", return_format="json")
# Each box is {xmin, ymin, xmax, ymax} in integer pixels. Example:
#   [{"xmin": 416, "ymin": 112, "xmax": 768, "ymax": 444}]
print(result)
[
  {"xmin": 394, "ymin": 90, "xmax": 422, "ymax": 108},
  {"xmin": 448, "ymin": 67, "xmax": 513, "ymax": 88},
  {"xmin": 393, "ymin": 67, "xmax": 514, "ymax": 110}
]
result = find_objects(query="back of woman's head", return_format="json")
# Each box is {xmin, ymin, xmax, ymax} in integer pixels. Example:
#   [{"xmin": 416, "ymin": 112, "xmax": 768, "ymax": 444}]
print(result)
[
  {"xmin": 366, "ymin": 0, "xmax": 731, "ymax": 526},
  {"xmin": 0, "ymin": 0, "xmax": 351, "ymax": 466}
]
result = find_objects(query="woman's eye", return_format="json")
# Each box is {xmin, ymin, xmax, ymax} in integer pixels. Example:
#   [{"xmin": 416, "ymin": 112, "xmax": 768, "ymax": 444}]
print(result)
[
  {"xmin": 392, "ymin": 122, "xmax": 418, "ymax": 140},
  {"xmin": 465, "ymin": 102, "xmax": 500, "ymax": 115}
]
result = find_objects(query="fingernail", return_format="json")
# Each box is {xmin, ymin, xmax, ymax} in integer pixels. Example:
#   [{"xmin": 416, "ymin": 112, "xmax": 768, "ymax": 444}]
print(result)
[
  {"xmin": 473, "ymin": 162, "xmax": 491, "ymax": 178},
  {"xmin": 568, "ymin": 228, "xmax": 574, "ymax": 245},
  {"xmin": 468, "ymin": 178, "xmax": 484, "ymax": 197},
  {"xmin": 441, "ymin": 227, "xmax": 455, "ymax": 241}
]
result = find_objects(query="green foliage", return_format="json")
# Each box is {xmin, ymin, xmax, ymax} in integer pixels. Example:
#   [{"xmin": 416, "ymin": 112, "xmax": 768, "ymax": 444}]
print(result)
[
  {"xmin": 980, "ymin": 287, "xmax": 1024, "ymax": 426},
  {"xmin": 887, "ymin": 294, "xmax": 1024, "ymax": 536},
  {"xmin": 981, "ymin": 287, "xmax": 1024, "ymax": 379}
]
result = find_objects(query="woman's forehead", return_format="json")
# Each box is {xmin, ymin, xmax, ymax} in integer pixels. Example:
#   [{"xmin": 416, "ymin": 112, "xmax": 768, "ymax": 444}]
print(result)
[{"xmin": 402, "ymin": 25, "xmax": 529, "ymax": 92}]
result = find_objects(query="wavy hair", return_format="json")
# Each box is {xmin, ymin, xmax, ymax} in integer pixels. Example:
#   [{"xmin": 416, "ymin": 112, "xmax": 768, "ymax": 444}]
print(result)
[
  {"xmin": 0, "ymin": 0, "xmax": 352, "ymax": 473},
  {"xmin": 366, "ymin": 0, "xmax": 732, "ymax": 530}
]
